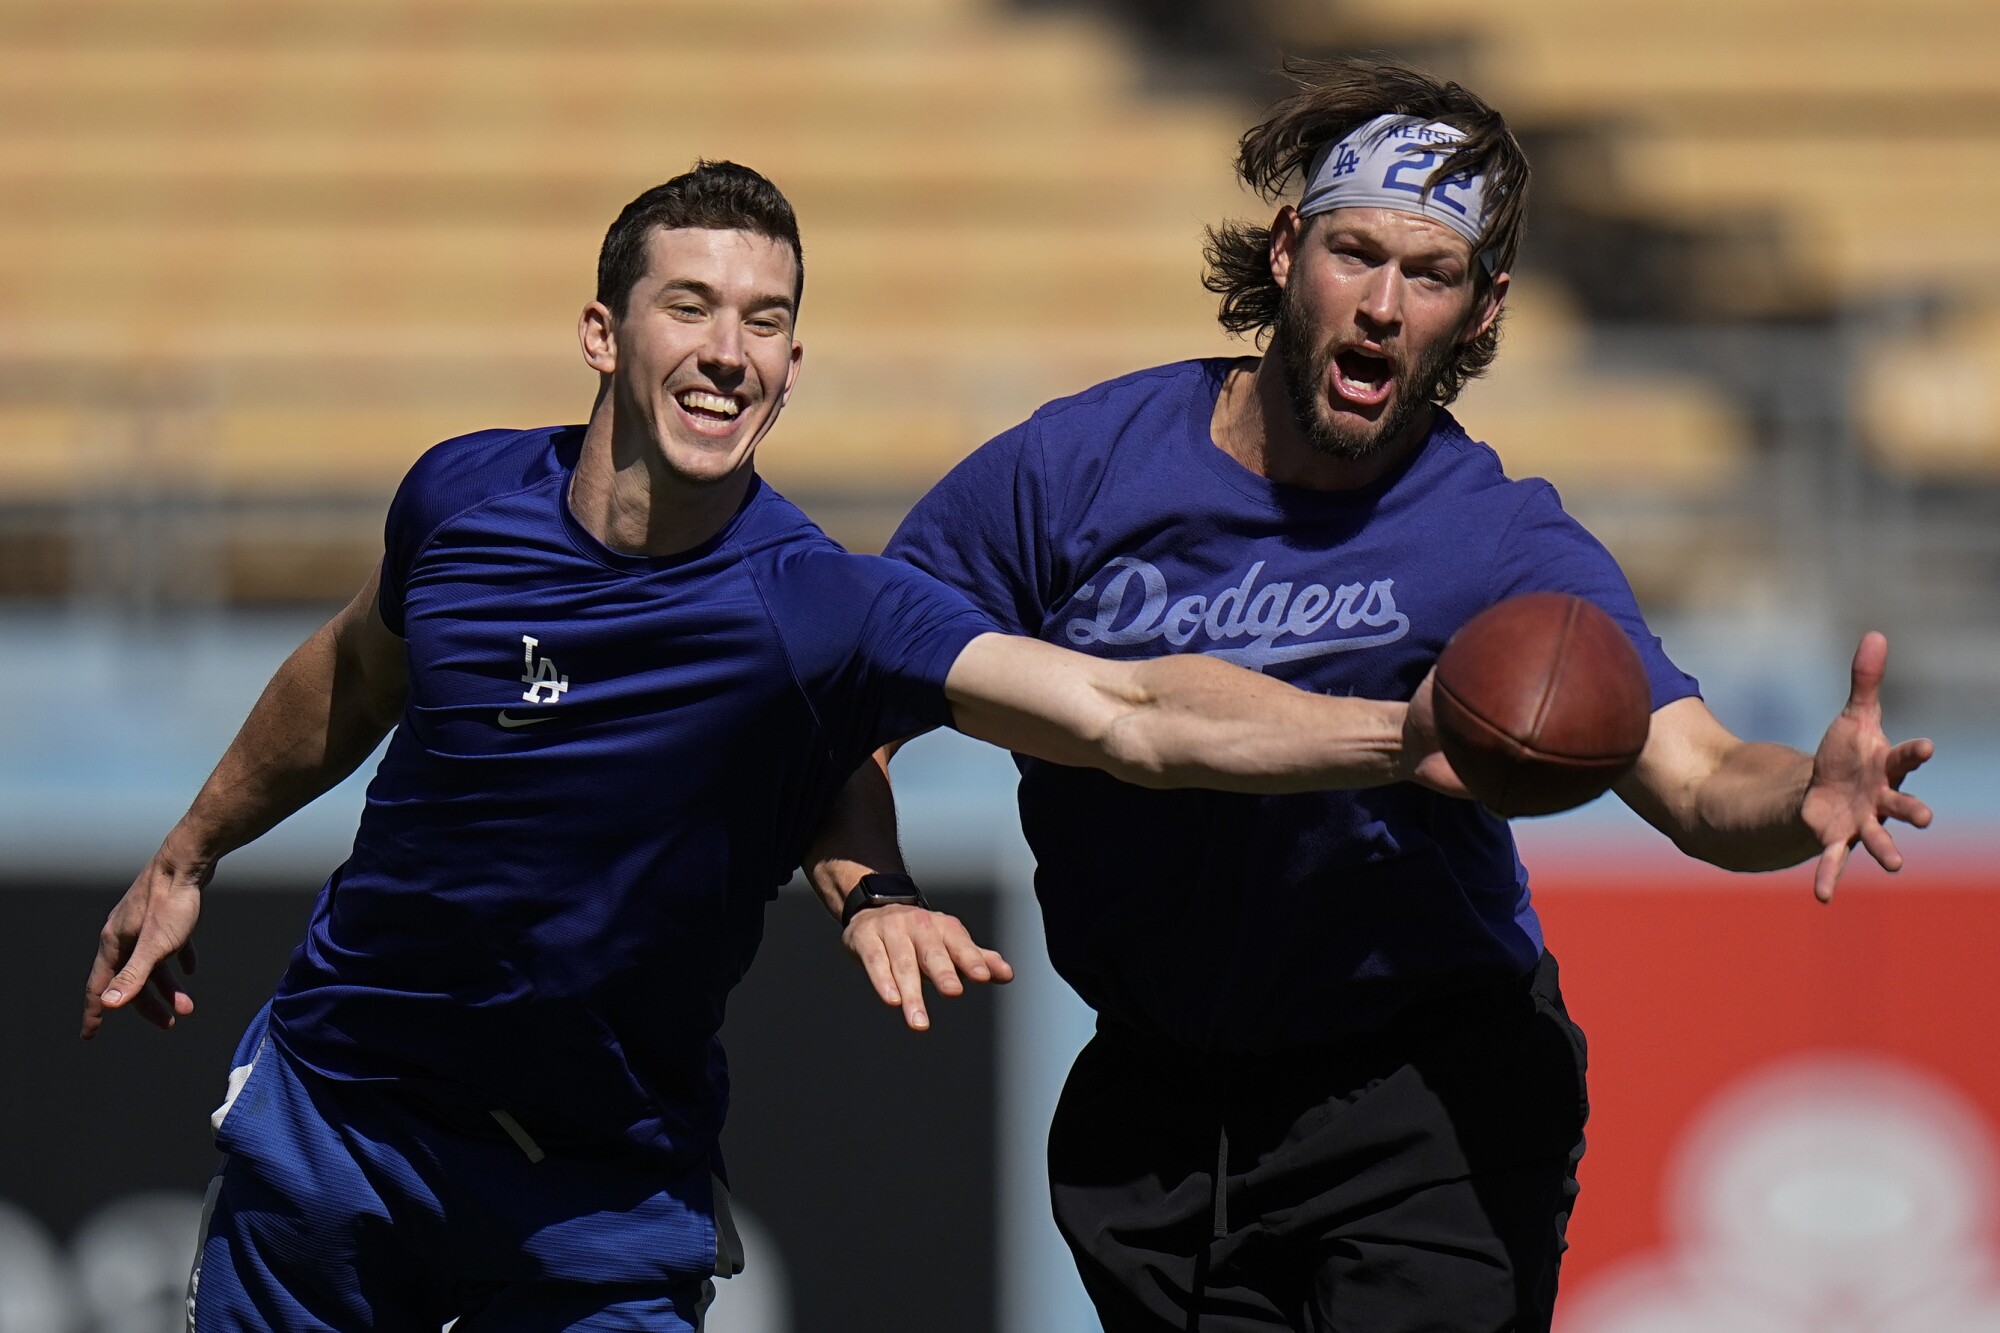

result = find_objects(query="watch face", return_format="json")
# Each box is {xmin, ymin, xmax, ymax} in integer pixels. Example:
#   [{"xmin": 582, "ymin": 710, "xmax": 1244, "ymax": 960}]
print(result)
[
  {"xmin": 859, "ymin": 874, "xmax": 920, "ymax": 900},
  {"xmin": 845, "ymin": 875, "xmax": 925, "ymax": 926}
]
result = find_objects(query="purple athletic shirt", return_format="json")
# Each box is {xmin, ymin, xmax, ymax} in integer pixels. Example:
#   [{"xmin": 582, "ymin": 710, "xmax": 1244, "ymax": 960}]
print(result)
[
  {"xmin": 269, "ymin": 425, "xmax": 994, "ymax": 1171},
  {"xmin": 887, "ymin": 359, "xmax": 1699, "ymax": 1051}
]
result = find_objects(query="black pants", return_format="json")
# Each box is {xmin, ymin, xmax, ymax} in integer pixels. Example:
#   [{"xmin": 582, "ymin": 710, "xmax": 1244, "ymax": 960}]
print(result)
[{"xmin": 1049, "ymin": 953, "xmax": 1588, "ymax": 1333}]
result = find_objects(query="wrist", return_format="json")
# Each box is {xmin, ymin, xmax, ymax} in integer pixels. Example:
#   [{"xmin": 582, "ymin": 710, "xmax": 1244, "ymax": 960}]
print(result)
[
  {"xmin": 158, "ymin": 825, "xmax": 224, "ymax": 881},
  {"xmin": 839, "ymin": 873, "xmax": 930, "ymax": 929},
  {"xmin": 809, "ymin": 857, "xmax": 907, "ymax": 916},
  {"xmin": 1389, "ymin": 700, "xmax": 1427, "ymax": 782}
]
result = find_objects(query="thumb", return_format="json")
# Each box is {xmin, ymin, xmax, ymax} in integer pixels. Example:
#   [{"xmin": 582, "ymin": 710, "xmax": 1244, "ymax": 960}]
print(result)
[
  {"xmin": 1414, "ymin": 752, "xmax": 1470, "ymax": 799},
  {"xmin": 1845, "ymin": 631, "xmax": 1888, "ymax": 712},
  {"xmin": 1407, "ymin": 672, "xmax": 1439, "ymax": 739},
  {"xmin": 102, "ymin": 936, "xmax": 167, "ymax": 1006}
]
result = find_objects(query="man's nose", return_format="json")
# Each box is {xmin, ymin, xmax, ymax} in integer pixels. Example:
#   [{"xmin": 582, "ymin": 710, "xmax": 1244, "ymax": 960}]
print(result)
[
  {"xmin": 1357, "ymin": 267, "xmax": 1404, "ymax": 329},
  {"xmin": 702, "ymin": 319, "xmax": 746, "ymax": 371}
]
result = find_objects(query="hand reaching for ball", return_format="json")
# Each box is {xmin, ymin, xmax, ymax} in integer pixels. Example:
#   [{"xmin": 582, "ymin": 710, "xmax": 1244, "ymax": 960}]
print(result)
[
  {"xmin": 1403, "ymin": 671, "xmax": 1471, "ymax": 798},
  {"xmin": 1407, "ymin": 616, "xmax": 1934, "ymax": 902},
  {"xmin": 1799, "ymin": 632, "xmax": 1935, "ymax": 904}
]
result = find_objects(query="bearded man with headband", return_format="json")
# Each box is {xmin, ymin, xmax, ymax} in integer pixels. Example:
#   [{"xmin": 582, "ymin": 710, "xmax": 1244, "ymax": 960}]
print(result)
[{"xmin": 819, "ymin": 56, "xmax": 1937, "ymax": 1330}]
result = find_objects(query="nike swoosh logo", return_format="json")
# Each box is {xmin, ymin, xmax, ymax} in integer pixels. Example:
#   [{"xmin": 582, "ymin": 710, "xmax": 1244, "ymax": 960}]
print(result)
[{"xmin": 497, "ymin": 711, "xmax": 558, "ymax": 728}]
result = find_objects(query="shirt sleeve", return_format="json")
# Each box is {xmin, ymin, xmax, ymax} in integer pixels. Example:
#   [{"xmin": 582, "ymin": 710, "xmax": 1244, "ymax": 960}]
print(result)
[
  {"xmin": 847, "ymin": 561, "xmax": 999, "ymax": 751},
  {"xmin": 884, "ymin": 417, "xmax": 1056, "ymax": 637},
  {"xmin": 375, "ymin": 427, "xmax": 527, "ymax": 637},
  {"xmin": 1490, "ymin": 481, "xmax": 1701, "ymax": 710},
  {"xmin": 376, "ymin": 461, "xmax": 431, "ymax": 637},
  {"xmin": 762, "ymin": 550, "xmax": 999, "ymax": 763}
]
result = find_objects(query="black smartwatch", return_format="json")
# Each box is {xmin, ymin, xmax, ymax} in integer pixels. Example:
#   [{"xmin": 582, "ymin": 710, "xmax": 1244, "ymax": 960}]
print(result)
[{"xmin": 840, "ymin": 872, "xmax": 930, "ymax": 928}]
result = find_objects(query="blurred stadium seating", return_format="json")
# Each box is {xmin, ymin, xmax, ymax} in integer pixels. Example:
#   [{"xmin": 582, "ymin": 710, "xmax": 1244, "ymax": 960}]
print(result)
[
  {"xmin": 1, "ymin": 0, "xmax": 1751, "ymax": 604},
  {"xmin": 2, "ymin": 0, "xmax": 1996, "ymax": 696}
]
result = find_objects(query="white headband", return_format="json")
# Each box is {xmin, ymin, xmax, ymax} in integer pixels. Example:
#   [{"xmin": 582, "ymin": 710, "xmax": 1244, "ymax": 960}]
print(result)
[{"xmin": 1298, "ymin": 114, "xmax": 1498, "ymax": 268}]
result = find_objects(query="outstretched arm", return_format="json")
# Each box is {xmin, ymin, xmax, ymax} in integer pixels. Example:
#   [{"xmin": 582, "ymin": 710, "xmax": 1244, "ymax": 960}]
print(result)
[
  {"xmin": 803, "ymin": 746, "xmax": 1013, "ymax": 1032},
  {"xmin": 809, "ymin": 630, "xmax": 1464, "ymax": 1031},
  {"xmin": 1615, "ymin": 632, "xmax": 1933, "ymax": 902},
  {"xmin": 80, "ymin": 564, "xmax": 409, "ymax": 1038},
  {"xmin": 941, "ymin": 633, "xmax": 1461, "ymax": 795}
]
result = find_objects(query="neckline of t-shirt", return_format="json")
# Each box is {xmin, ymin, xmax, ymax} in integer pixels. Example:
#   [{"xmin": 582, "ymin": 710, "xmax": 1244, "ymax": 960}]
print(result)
[
  {"xmin": 551, "ymin": 427, "xmax": 762, "ymax": 574},
  {"xmin": 1179, "ymin": 357, "xmax": 1450, "ymax": 513}
]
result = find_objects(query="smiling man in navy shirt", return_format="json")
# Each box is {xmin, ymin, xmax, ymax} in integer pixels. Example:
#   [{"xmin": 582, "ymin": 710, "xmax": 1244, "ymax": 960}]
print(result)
[
  {"xmin": 852, "ymin": 58, "xmax": 1939, "ymax": 1332},
  {"xmin": 79, "ymin": 161, "xmax": 1499, "ymax": 1333}
]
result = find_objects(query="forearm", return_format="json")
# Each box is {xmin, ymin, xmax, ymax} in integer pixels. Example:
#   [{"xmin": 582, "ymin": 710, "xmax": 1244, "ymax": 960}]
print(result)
[
  {"xmin": 1678, "ymin": 742, "xmax": 1818, "ymax": 868},
  {"xmin": 172, "ymin": 618, "xmax": 404, "ymax": 864},
  {"xmin": 1635, "ymin": 739, "xmax": 1819, "ymax": 871},
  {"xmin": 1108, "ymin": 655, "xmax": 1411, "ymax": 791},
  {"xmin": 945, "ymin": 636, "xmax": 1414, "ymax": 794},
  {"xmin": 803, "ymin": 747, "xmax": 908, "ymax": 918}
]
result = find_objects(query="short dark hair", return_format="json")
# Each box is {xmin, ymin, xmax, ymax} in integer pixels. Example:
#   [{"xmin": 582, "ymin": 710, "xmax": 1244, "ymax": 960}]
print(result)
[
  {"xmin": 596, "ymin": 160, "xmax": 805, "ymax": 319},
  {"xmin": 1202, "ymin": 55, "xmax": 1530, "ymax": 405}
]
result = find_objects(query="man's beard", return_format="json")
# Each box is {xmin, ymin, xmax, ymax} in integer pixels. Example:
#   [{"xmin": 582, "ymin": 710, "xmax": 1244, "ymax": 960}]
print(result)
[{"xmin": 1273, "ymin": 287, "xmax": 1459, "ymax": 462}]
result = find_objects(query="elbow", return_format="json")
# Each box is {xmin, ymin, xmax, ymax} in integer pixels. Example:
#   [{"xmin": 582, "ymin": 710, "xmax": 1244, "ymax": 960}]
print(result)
[{"xmin": 1094, "ymin": 716, "xmax": 1181, "ymax": 789}]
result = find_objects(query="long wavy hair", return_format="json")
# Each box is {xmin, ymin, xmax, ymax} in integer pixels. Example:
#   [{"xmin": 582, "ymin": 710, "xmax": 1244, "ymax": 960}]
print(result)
[{"xmin": 1202, "ymin": 56, "xmax": 1530, "ymax": 405}]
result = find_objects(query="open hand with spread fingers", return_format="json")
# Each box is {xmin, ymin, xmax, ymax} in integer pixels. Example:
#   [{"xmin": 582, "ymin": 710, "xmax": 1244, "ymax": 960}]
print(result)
[{"xmin": 1800, "ymin": 632, "xmax": 1935, "ymax": 903}]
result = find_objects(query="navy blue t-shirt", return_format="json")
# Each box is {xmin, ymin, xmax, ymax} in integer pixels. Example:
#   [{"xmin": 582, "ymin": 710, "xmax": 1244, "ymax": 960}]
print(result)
[
  {"xmin": 887, "ymin": 359, "xmax": 1699, "ymax": 1051},
  {"xmin": 268, "ymin": 425, "xmax": 994, "ymax": 1170}
]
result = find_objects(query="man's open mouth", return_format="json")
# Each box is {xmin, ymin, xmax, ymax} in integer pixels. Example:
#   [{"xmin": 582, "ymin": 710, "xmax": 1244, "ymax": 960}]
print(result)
[
  {"xmin": 675, "ymin": 389, "xmax": 744, "ymax": 423},
  {"xmin": 1330, "ymin": 348, "xmax": 1395, "ymax": 408}
]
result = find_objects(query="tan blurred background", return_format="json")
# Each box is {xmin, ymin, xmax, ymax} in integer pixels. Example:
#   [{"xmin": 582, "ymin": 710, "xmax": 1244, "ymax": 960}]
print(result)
[
  {"xmin": 6, "ymin": 0, "xmax": 1999, "ymax": 714},
  {"xmin": 5, "ymin": 3, "xmax": 1999, "ymax": 1331}
]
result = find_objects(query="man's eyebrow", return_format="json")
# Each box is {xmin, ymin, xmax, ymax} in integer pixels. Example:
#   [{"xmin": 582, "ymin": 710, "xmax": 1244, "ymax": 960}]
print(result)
[
  {"xmin": 1320, "ymin": 228, "xmax": 1469, "ymax": 268},
  {"xmin": 655, "ymin": 279, "xmax": 796, "ymax": 317},
  {"xmin": 656, "ymin": 278, "xmax": 720, "ymax": 304}
]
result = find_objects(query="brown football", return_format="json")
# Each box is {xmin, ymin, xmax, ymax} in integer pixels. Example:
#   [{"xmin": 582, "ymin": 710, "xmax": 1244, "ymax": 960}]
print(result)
[{"xmin": 1432, "ymin": 592, "xmax": 1653, "ymax": 818}]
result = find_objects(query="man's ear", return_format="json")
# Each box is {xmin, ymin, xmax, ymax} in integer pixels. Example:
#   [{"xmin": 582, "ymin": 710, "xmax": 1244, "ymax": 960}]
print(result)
[
  {"xmin": 579, "ymin": 301, "xmax": 618, "ymax": 374},
  {"xmin": 779, "ymin": 339, "xmax": 803, "ymax": 407},
  {"xmin": 1462, "ymin": 271, "xmax": 1510, "ymax": 344},
  {"xmin": 1268, "ymin": 206, "xmax": 1305, "ymax": 291}
]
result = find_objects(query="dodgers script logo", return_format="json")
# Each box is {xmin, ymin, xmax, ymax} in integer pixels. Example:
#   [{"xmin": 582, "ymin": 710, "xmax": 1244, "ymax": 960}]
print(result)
[{"xmin": 1062, "ymin": 556, "xmax": 1410, "ymax": 672}]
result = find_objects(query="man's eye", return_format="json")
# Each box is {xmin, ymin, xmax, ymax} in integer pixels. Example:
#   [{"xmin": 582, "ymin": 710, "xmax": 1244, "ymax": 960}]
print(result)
[{"xmin": 670, "ymin": 304, "xmax": 704, "ymax": 319}]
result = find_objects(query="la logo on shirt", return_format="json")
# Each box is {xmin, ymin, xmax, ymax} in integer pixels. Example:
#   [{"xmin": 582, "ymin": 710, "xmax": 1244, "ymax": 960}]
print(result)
[{"xmin": 519, "ymin": 634, "xmax": 570, "ymax": 705}]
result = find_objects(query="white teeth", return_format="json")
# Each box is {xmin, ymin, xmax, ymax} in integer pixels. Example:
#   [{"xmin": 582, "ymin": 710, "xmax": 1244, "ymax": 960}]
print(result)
[
  {"xmin": 678, "ymin": 390, "xmax": 741, "ymax": 418},
  {"xmin": 1337, "ymin": 353, "xmax": 1391, "ymax": 391}
]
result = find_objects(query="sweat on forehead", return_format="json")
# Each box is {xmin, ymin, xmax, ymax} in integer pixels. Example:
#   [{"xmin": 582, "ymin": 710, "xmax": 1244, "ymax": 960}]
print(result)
[{"xmin": 1297, "ymin": 115, "xmax": 1497, "ymax": 270}]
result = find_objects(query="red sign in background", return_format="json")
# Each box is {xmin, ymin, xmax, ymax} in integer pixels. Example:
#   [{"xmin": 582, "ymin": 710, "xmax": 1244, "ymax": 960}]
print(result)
[{"xmin": 1535, "ymin": 844, "xmax": 2000, "ymax": 1331}]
